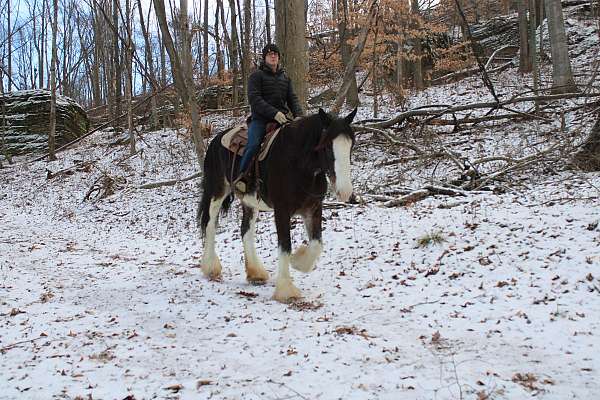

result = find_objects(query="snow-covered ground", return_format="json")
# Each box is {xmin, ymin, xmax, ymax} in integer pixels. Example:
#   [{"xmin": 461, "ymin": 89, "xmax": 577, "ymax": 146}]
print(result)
[
  {"xmin": 2, "ymin": 109, "xmax": 599, "ymax": 400},
  {"xmin": 2, "ymin": 11, "xmax": 600, "ymax": 400}
]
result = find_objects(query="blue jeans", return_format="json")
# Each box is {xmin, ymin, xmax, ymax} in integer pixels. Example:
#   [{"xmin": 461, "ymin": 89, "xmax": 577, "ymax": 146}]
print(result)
[{"xmin": 239, "ymin": 117, "xmax": 267, "ymax": 174}]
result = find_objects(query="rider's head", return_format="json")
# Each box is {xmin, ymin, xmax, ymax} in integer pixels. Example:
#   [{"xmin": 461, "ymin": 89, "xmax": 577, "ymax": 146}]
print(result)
[{"xmin": 262, "ymin": 43, "xmax": 280, "ymax": 61}]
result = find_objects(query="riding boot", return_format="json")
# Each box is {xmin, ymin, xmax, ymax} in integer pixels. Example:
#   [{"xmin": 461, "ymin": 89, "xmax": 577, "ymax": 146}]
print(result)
[
  {"xmin": 234, "ymin": 174, "xmax": 248, "ymax": 193},
  {"xmin": 234, "ymin": 167, "xmax": 254, "ymax": 193}
]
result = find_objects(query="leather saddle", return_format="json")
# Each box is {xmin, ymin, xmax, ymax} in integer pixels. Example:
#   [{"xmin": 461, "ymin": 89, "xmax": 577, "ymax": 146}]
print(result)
[{"xmin": 221, "ymin": 121, "xmax": 282, "ymax": 161}]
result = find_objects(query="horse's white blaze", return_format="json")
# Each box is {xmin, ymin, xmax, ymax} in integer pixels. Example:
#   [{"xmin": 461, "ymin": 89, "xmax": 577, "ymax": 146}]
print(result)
[
  {"xmin": 291, "ymin": 240, "xmax": 322, "ymax": 273},
  {"xmin": 332, "ymin": 135, "xmax": 353, "ymax": 202}
]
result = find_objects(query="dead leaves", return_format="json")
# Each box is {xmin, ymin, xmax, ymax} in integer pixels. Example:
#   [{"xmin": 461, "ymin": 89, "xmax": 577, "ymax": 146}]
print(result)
[
  {"xmin": 237, "ymin": 291, "xmax": 258, "ymax": 299},
  {"xmin": 512, "ymin": 372, "xmax": 555, "ymax": 392},
  {"xmin": 288, "ymin": 300, "xmax": 323, "ymax": 311},
  {"xmin": 334, "ymin": 325, "xmax": 372, "ymax": 340},
  {"xmin": 89, "ymin": 348, "xmax": 115, "ymax": 362}
]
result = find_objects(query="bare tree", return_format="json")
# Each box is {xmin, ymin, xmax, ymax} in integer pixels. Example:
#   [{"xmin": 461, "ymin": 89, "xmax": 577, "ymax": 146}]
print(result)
[
  {"xmin": 337, "ymin": 0, "xmax": 359, "ymax": 108},
  {"xmin": 274, "ymin": 0, "xmax": 307, "ymax": 108},
  {"xmin": 215, "ymin": 0, "xmax": 225, "ymax": 80},
  {"xmin": 265, "ymin": 0, "xmax": 271, "ymax": 44},
  {"xmin": 48, "ymin": 0, "xmax": 58, "ymax": 161},
  {"xmin": 411, "ymin": 0, "xmax": 424, "ymax": 90},
  {"xmin": 242, "ymin": 0, "xmax": 251, "ymax": 104},
  {"xmin": 154, "ymin": 0, "xmax": 205, "ymax": 163},
  {"xmin": 137, "ymin": 0, "xmax": 159, "ymax": 128},
  {"xmin": 331, "ymin": 0, "xmax": 377, "ymax": 114},
  {"xmin": 124, "ymin": 0, "xmax": 135, "ymax": 154},
  {"xmin": 228, "ymin": 0, "xmax": 240, "ymax": 105},
  {"xmin": 529, "ymin": 0, "xmax": 539, "ymax": 111},
  {"xmin": 7, "ymin": 0, "xmax": 12, "ymax": 91},
  {"xmin": 544, "ymin": 0, "xmax": 578, "ymax": 93},
  {"xmin": 112, "ymin": 0, "xmax": 122, "ymax": 124},
  {"xmin": 517, "ymin": 0, "xmax": 531, "ymax": 73},
  {"xmin": 203, "ymin": 0, "xmax": 209, "ymax": 80}
]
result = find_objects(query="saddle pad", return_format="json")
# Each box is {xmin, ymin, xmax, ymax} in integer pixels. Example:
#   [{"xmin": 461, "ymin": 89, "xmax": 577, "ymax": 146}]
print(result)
[{"xmin": 221, "ymin": 123, "xmax": 282, "ymax": 161}]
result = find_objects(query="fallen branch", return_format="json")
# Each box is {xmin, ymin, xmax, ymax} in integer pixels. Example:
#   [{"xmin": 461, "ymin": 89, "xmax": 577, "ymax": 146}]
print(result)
[
  {"xmin": 383, "ymin": 185, "xmax": 468, "ymax": 207},
  {"xmin": 354, "ymin": 125, "xmax": 426, "ymax": 155},
  {"xmin": 467, "ymin": 141, "xmax": 565, "ymax": 190},
  {"xmin": 369, "ymin": 92, "xmax": 600, "ymax": 129},
  {"xmin": 431, "ymin": 60, "xmax": 514, "ymax": 85},
  {"xmin": 137, "ymin": 171, "xmax": 202, "ymax": 189}
]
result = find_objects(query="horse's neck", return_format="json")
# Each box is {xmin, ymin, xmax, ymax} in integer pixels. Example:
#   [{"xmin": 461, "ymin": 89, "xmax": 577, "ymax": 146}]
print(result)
[{"xmin": 283, "ymin": 117, "xmax": 326, "ymax": 174}]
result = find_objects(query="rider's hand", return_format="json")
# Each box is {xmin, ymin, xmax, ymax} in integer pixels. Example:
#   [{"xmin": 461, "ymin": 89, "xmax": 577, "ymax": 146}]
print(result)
[{"xmin": 274, "ymin": 112, "xmax": 288, "ymax": 125}]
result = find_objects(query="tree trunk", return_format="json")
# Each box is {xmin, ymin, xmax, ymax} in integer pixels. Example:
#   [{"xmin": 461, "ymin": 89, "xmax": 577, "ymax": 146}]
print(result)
[
  {"xmin": 8, "ymin": 0, "xmax": 12, "ymax": 91},
  {"xmin": 265, "ymin": 0, "xmax": 271, "ymax": 44},
  {"xmin": 39, "ymin": 0, "xmax": 46, "ymax": 89},
  {"xmin": 180, "ymin": 0, "xmax": 205, "ymax": 164},
  {"xmin": 158, "ymin": 21, "xmax": 167, "ymax": 86},
  {"xmin": 545, "ymin": 0, "xmax": 578, "ymax": 93},
  {"xmin": 215, "ymin": 0, "xmax": 225, "ymax": 96},
  {"xmin": 203, "ymin": 0, "xmax": 209, "ymax": 81},
  {"xmin": 90, "ymin": 4, "xmax": 102, "ymax": 107},
  {"xmin": 337, "ymin": 0, "xmax": 359, "ymax": 108},
  {"xmin": 153, "ymin": 0, "xmax": 205, "ymax": 164},
  {"xmin": 112, "ymin": 0, "xmax": 122, "ymax": 127},
  {"xmin": 529, "ymin": 0, "xmax": 539, "ymax": 111},
  {"xmin": 48, "ymin": 0, "xmax": 58, "ymax": 161},
  {"xmin": 137, "ymin": 0, "xmax": 159, "ymax": 128},
  {"xmin": 396, "ymin": 38, "xmax": 404, "ymax": 92},
  {"xmin": 228, "ymin": 0, "xmax": 240, "ymax": 106},
  {"xmin": 411, "ymin": 0, "xmax": 424, "ymax": 90},
  {"xmin": 518, "ymin": 0, "xmax": 532, "ymax": 73},
  {"xmin": 125, "ymin": 0, "xmax": 135, "ymax": 154},
  {"xmin": 331, "ymin": 0, "xmax": 377, "ymax": 114},
  {"xmin": 242, "ymin": 0, "xmax": 251, "ymax": 104},
  {"xmin": 572, "ymin": 114, "xmax": 600, "ymax": 171},
  {"xmin": 274, "ymin": 0, "xmax": 307, "ymax": 109}
]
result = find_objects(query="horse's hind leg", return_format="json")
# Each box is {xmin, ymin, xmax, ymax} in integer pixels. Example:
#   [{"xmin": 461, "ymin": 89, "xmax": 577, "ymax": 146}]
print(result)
[
  {"xmin": 241, "ymin": 205, "xmax": 269, "ymax": 283},
  {"xmin": 273, "ymin": 209, "xmax": 302, "ymax": 303},
  {"xmin": 291, "ymin": 206, "xmax": 323, "ymax": 273},
  {"xmin": 201, "ymin": 194, "xmax": 227, "ymax": 280}
]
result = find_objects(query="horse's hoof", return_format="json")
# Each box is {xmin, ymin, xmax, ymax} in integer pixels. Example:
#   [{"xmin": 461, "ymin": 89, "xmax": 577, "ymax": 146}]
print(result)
[
  {"xmin": 291, "ymin": 244, "xmax": 320, "ymax": 273},
  {"xmin": 246, "ymin": 262, "xmax": 269, "ymax": 284},
  {"xmin": 201, "ymin": 259, "xmax": 222, "ymax": 281},
  {"xmin": 273, "ymin": 279, "xmax": 302, "ymax": 303}
]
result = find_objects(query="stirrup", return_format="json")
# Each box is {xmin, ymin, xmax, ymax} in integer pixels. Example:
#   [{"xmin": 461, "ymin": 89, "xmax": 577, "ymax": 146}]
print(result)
[{"xmin": 233, "ymin": 175, "xmax": 248, "ymax": 193}]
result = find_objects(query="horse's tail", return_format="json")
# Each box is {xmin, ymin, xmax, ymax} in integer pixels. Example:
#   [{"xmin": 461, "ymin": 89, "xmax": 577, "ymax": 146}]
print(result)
[{"xmin": 197, "ymin": 133, "xmax": 233, "ymax": 236}]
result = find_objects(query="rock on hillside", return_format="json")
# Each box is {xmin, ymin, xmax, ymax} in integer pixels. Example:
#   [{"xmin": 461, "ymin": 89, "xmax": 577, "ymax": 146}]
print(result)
[{"xmin": 0, "ymin": 90, "xmax": 89, "ymax": 156}]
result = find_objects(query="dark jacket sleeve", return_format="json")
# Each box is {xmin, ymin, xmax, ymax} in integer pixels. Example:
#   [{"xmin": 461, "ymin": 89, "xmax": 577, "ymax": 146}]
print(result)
[
  {"xmin": 248, "ymin": 71, "xmax": 279, "ymax": 120},
  {"xmin": 286, "ymin": 78, "xmax": 304, "ymax": 117}
]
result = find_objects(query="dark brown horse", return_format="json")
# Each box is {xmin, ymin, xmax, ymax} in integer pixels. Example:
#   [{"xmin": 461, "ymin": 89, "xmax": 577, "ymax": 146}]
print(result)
[{"xmin": 198, "ymin": 108, "xmax": 357, "ymax": 302}]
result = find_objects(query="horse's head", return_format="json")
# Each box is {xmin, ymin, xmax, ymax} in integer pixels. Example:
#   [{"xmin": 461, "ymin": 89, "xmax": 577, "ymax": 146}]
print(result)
[{"xmin": 315, "ymin": 108, "xmax": 357, "ymax": 202}]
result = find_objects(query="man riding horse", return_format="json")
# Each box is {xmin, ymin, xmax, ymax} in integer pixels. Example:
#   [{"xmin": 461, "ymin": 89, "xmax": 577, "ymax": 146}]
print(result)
[
  {"xmin": 198, "ymin": 42, "xmax": 357, "ymax": 303},
  {"xmin": 234, "ymin": 43, "xmax": 304, "ymax": 192}
]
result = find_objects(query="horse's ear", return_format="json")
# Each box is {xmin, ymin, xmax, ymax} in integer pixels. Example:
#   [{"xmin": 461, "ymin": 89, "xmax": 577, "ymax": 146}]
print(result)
[
  {"xmin": 345, "ymin": 108, "xmax": 358, "ymax": 124},
  {"xmin": 318, "ymin": 108, "xmax": 332, "ymax": 126}
]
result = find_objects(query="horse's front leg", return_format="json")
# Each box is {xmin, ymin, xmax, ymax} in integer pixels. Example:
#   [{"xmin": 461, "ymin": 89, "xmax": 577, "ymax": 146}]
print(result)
[
  {"xmin": 241, "ymin": 205, "xmax": 269, "ymax": 283},
  {"xmin": 291, "ymin": 206, "xmax": 323, "ymax": 273},
  {"xmin": 273, "ymin": 209, "xmax": 302, "ymax": 303}
]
